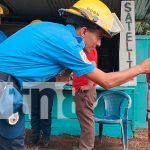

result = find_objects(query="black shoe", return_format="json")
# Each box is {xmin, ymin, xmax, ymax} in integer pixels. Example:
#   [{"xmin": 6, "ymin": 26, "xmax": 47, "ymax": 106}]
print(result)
[
  {"xmin": 25, "ymin": 136, "xmax": 40, "ymax": 146},
  {"xmin": 42, "ymin": 136, "xmax": 50, "ymax": 148}
]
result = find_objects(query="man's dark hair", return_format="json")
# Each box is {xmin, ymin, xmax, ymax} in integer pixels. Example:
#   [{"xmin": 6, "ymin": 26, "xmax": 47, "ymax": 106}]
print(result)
[{"xmin": 66, "ymin": 14, "xmax": 100, "ymax": 30}]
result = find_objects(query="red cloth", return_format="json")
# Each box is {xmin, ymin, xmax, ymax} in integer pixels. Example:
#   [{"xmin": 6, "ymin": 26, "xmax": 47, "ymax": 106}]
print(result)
[{"xmin": 72, "ymin": 48, "xmax": 98, "ymax": 92}]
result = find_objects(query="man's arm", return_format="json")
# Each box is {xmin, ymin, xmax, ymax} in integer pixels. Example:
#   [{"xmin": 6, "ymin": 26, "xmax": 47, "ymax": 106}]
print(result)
[{"xmin": 85, "ymin": 59, "xmax": 150, "ymax": 89}]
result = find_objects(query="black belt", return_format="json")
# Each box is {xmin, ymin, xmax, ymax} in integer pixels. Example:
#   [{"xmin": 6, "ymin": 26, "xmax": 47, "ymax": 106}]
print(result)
[{"xmin": 0, "ymin": 72, "xmax": 20, "ymax": 91}]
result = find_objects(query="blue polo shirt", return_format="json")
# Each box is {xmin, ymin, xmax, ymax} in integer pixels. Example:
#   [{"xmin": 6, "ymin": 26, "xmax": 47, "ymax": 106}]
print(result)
[{"xmin": 0, "ymin": 22, "xmax": 96, "ymax": 84}]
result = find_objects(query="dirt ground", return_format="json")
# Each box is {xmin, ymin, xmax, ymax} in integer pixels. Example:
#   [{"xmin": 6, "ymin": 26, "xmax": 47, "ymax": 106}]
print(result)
[{"xmin": 25, "ymin": 129, "xmax": 150, "ymax": 150}]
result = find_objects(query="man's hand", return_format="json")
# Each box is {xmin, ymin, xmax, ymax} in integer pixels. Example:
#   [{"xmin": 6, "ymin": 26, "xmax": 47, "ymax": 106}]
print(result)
[
  {"xmin": 139, "ymin": 59, "xmax": 150, "ymax": 74},
  {"xmin": 79, "ymin": 84, "xmax": 93, "ymax": 92}
]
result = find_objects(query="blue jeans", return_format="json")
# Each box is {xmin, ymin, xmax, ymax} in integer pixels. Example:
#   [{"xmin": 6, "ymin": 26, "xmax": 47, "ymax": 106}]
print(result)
[{"xmin": 0, "ymin": 135, "xmax": 24, "ymax": 150}]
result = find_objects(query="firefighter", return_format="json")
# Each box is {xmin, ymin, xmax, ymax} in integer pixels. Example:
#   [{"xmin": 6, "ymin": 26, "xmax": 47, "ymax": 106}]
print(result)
[{"xmin": 0, "ymin": 0, "xmax": 150, "ymax": 150}]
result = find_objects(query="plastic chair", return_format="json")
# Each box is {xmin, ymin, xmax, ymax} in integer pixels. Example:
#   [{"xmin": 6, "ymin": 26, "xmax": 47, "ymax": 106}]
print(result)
[{"xmin": 94, "ymin": 90, "xmax": 132, "ymax": 150}]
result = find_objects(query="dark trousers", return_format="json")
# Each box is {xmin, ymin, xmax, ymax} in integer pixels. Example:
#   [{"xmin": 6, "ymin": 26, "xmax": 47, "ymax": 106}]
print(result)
[
  {"xmin": 31, "ymin": 78, "xmax": 55, "ymax": 137},
  {"xmin": 0, "ymin": 135, "xmax": 24, "ymax": 150},
  {"xmin": 0, "ymin": 73, "xmax": 24, "ymax": 150}
]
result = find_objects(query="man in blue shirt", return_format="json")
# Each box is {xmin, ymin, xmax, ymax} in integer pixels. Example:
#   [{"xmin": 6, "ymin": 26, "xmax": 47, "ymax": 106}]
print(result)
[
  {"xmin": 0, "ymin": 0, "xmax": 150, "ymax": 149},
  {"xmin": 24, "ymin": 19, "xmax": 56, "ymax": 148}
]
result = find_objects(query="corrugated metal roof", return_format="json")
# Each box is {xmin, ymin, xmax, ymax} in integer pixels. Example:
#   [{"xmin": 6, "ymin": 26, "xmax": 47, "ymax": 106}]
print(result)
[
  {"xmin": 0, "ymin": 0, "xmax": 77, "ymax": 19},
  {"xmin": 0, "ymin": 0, "xmax": 121, "ymax": 19},
  {"xmin": 0, "ymin": 0, "xmax": 149, "ymax": 20},
  {"xmin": 135, "ymin": 0, "xmax": 150, "ymax": 20}
]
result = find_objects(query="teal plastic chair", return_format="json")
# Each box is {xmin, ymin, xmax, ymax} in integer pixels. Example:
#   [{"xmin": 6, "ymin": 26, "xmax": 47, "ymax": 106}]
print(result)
[{"xmin": 94, "ymin": 90, "xmax": 132, "ymax": 150}]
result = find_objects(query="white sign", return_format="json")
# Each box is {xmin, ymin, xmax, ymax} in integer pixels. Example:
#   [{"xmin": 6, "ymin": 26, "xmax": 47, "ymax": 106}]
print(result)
[{"xmin": 119, "ymin": 1, "xmax": 136, "ymax": 86}]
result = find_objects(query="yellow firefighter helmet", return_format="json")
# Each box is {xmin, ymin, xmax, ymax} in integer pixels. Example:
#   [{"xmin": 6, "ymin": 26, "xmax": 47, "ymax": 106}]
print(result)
[
  {"xmin": 0, "ymin": 4, "xmax": 9, "ymax": 16},
  {"xmin": 59, "ymin": 0, "xmax": 123, "ymax": 37}
]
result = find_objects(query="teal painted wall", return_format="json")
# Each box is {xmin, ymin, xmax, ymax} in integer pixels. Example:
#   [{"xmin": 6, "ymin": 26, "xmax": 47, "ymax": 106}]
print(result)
[
  {"xmin": 134, "ymin": 36, "xmax": 150, "ymax": 129},
  {"xmin": 25, "ymin": 36, "xmax": 150, "ymax": 138}
]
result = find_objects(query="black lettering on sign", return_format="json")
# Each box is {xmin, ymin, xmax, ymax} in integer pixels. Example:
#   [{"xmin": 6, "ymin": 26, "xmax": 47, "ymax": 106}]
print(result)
[
  {"xmin": 125, "ymin": 13, "xmax": 132, "ymax": 23},
  {"xmin": 126, "ymin": 41, "xmax": 132, "ymax": 52},
  {"xmin": 126, "ymin": 22, "xmax": 132, "ymax": 31},
  {"xmin": 125, "ymin": 2, "xmax": 131, "ymax": 12},
  {"xmin": 127, "ymin": 51, "xmax": 133, "ymax": 68},
  {"xmin": 126, "ymin": 32, "xmax": 133, "ymax": 52},
  {"xmin": 126, "ymin": 32, "xmax": 132, "ymax": 42}
]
